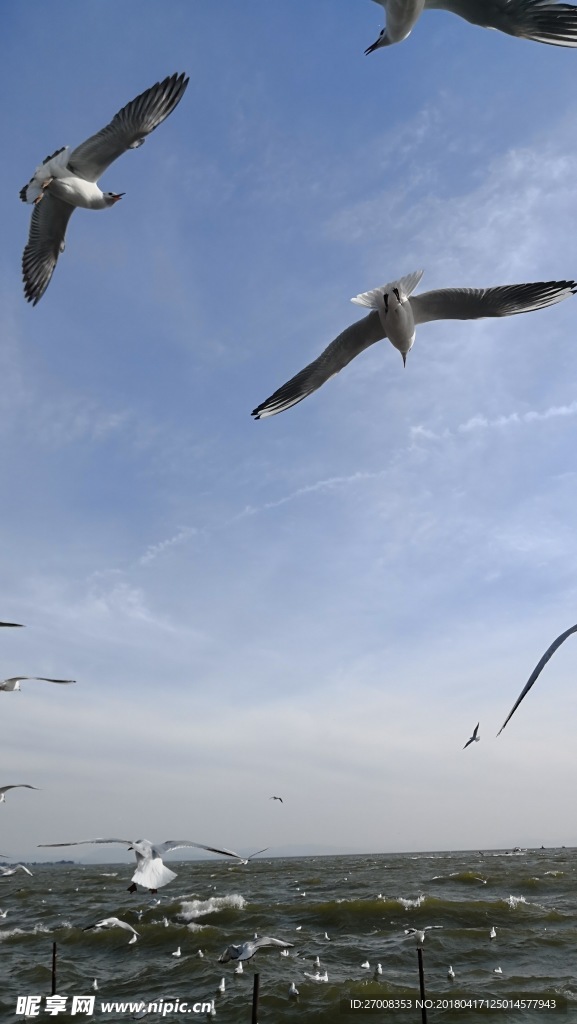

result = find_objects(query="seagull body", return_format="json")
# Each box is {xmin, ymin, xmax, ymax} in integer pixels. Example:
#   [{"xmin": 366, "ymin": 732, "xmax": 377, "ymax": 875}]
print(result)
[
  {"xmin": 375, "ymin": 963, "xmax": 383, "ymax": 975},
  {"xmin": 365, "ymin": 0, "xmax": 577, "ymax": 52},
  {"xmin": 218, "ymin": 936, "xmax": 294, "ymax": 963},
  {"xmin": 0, "ymin": 785, "xmax": 40, "ymax": 804},
  {"xmin": 0, "ymin": 677, "xmax": 75, "ymax": 692},
  {"xmin": 463, "ymin": 723, "xmax": 480, "ymax": 749},
  {"xmin": 405, "ymin": 926, "xmax": 443, "ymax": 947},
  {"xmin": 498, "ymin": 623, "xmax": 577, "ymax": 734},
  {"xmin": 172, "ymin": 946, "xmax": 181, "ymax": 957},
  {"xmin": 490, "ymin": 927, "xmax": 497, "ymax": 939},
  {"xmin": 252, "ymin": 274, "xmax": 576, "ymax": 418},
  {"xmin": 84, "ymin": 917, "xmax": 140, "ymax": 943},
  {"xmin": 288, "ymin": 982, "xmax": 299, "ymax": 998},
  {"xmin": 20, "ymin": 72, "xmax": 189, "ymax": 305},
  {"xmin": 304, "ymin": 970, "xmax": 328, "ymax": 982},
  {"xmin": 217, "ymin": 978, "xmax": 226, "ymax": 993},
  {"xmin": 38, "ymin": 837, "xmax": 241, "ymax": 892},
  {"xmin": 448, "ymin": 965, "xmax": 456, "ymax": 979},
  {"xmin": 234, "ymin": 962, "xmax": 244, "ymax": 974}
]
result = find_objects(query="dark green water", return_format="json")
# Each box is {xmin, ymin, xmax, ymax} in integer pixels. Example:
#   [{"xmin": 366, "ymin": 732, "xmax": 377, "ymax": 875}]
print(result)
[{"xmin": 1, "ymin": 848, "xmax": 574, "ymax": 1022}]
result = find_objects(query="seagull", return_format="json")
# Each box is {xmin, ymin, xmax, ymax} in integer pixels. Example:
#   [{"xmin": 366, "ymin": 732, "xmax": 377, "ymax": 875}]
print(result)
[
  {"xmin": 361, "ymin": 960, "xmax": 370, "ymax": 969},
  {"xmin": 463, "ymin": 723, "xmax": 480, "ymax": 749},
  {"xmin": 0, "ymin": 909, "xmax": 8, "ymax": 918},
  {"xmin": 20, "ymin": 72, "xmax": 189, "ymax": 306},
  {"xmin": 375, "ymin": 964, "xmax": 383, "ymax": 975},
  {"xmin": 172, "ymin": 946, "xmax": 181, "ymax": 957},
  {"xmin": 490, "ymin": 927, "xmax": 497, "ymax": 940},
  {"xmin": 0, "ymin": 677, "xmax": 75, "ymax": 692},
  {"xmin": 217, "ymin": 978, "xmax": 226, "ymax": 994},
  {"xmin": 494, "ymin": 966, "xmax": 503, "ymax": 974},
  {"xmin": 288, "ymin": 982, "xmax": 299, "ymax": 998},
  {"xmin": 234, "ymin": 962, "xmax": 244, "ymax": 974},
  {"xmin": 324, "ymin": 931, "xmax": 330, "ymax": 940},
  {"xmin": 218, "ymin": 936, "xmax": 294, "ymax": 963},
  {"xmin": 448, "ymin": 965, "xmax": 456, "ymax": 980},
  {"xmin": 0, "ymin": 785, "xmax": 40, "ymax": 804},
  {"xmin": 404, "ymin": 926, "xmax": 443, "ymax": 947},
  {"xmin": 313, "ymin": 956, "xmax": 321, "ymax": 967},
  {"xmin": 251, "ymin": 273, "xmax": 576, "ymax": 418},
  {"xmin": 229, "ymin": 847, "xmax": 270, "ymax": 865},
  {"xmin": 0, "ymin": 864, "xmax": 33, "ymax": 877},
  {"xmin": 37, "ymin": 837, "xmax": 242, "ymax": 892},
  {"xmin": 304, "ymin": 970, "xmax": 328, "ymax": 982},
  {"xmin": 84, "ymin": 917, "xmax": 140, "ymax": 944},
  {"xmin": 92, "ymin": 980, "xmax": 98, "ymax": 992},
  {"xmin": 498, "ymin": 623, "xmax": 577, "ymax": 734},
  {"xmin": 363, "ymin": 0, "xmax": 577, "ymax": 53},
  {"xmin": 269, "ymin": 795, "xmax": 283, "ymax": 803}
]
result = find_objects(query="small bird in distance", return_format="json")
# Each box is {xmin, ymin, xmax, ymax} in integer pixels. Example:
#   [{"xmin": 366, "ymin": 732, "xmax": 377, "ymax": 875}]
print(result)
[{"xmin": 463, "ymin": 723, "xmax": 480, "ymax": 749}]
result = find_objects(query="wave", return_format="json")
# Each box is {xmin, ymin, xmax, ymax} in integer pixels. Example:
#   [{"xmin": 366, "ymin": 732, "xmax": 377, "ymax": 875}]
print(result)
[{"xmin": 177, "ymin": 894, "xmax": 246, "ymax": 922}]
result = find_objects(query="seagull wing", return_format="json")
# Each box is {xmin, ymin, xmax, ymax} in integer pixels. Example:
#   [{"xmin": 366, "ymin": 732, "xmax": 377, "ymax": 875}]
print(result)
[
  {"xmin": 0, "ymin": 622, "xmax": 23, "ymax": 628},
  {"xmin": 425, "ymin": 0, "xmax": 577, "ymax": 47},
  {"xmin": 38, "ymin": 838, "xmax": 133, "ymax": 848},
  {"xmin": 0, "ymin": 785, "xmax": 39, "ymax": 794},
  {"xmin": 67, "ymin": 73, "xmax": 189, "ymax": 183},
  {"xmin": 497, "ymin": 622, "xmax": 577, "ymax": 734},
  {"xmin": 3, "ymin": 677, "xmax": 76, "ymax": 685},
  {"xmin": 22, "ymin": 194, "xmax": 75, "ymax": 306},
  {"xmin": 253, "ymin": 936, "xmax": 295, "ymax": 950},
  {"xmin": 247, "ymin": 848, "xmax": 270, "ymax": 860},
  {"xmin": 154, "ymin": 840, "xmax": 241, "ymax": 859},
  {"xmin": 252, "ymin": 311, "xmax": 386, "ymax": 418},
  {"xmin": 410, "ymin": 280, "xmax": 576, "ymax": 324}
]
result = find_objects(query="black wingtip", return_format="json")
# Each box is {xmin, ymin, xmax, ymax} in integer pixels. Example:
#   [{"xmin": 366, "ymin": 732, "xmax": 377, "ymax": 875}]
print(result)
[{"xmin": 0, "ymin": 622, "xmax": 24, "ymax": 627}]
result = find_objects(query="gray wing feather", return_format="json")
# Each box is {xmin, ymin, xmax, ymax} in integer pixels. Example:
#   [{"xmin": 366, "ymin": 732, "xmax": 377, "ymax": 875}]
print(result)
[
  {"xmin": 497, "ymin": 623, "xmax": 577, "ymax": 734},
  {"xmin": 251, "ymin": 311, "xmax": 386, "ymax": 419},
  {"xmin": 68, "ymin": 73, "xmax": 189, "ymax": 182},
  {"xmin": 424, "ymin": 0, "xmax": 577, "ymax": 45},
  {"xmin": 411, "ymin": 280, "xmax": 576, "ymax": 325},
  {"xmin": 155, "ymin": 840, "xmax": 241, "ymax": 858},
  {"xmin": 37, "ymin": 838, "xmax": 133, "ymax": 848},
  {"xmin": 22, "ymin": 195, "xmax": 75, "ymax": 306}
]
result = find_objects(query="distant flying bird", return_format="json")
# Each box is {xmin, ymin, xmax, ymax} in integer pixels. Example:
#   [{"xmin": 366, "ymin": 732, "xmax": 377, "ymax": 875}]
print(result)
[
  {"xmin": 364, "ymin": 0, "xmax": 577, "ymax": 53},
  {"xmin": 219, "ymin": 936, "xmax": 294, "ymax": 963},
  {"xmin": 463, "ymin": 723, "xmax": 480, "ymax": 749},
  {"xmin": 0, "ymin": 784, "xmax": 40, "ymax": 804},
  {"xmin": 38, "ymin": 837, "xmax": 241, "ymax": 892},
  {"xmin": 229, "ymin": 847, "xmax": 270, "ymax": 865},
  {"xmin": 0, "ymin": 863, "xmax": 33, "ymax": 876},
  {"xmin": 270, "ymin": 795, "xmax": 283, "ymax": 803},
  {"xmin": 498, "ymin": 623, "xmax": 577, "ymax": 734},
  {"xmin": 0, "ymin": 622, "xmax": 23, "ymax": 628},
  {"xmin": 84, "ymin": 917, "xmax": 139, "ymax": 944},
  {"xmin": 251, "ymin": 273, "xmax": 576, "ymax": 418},
  {"xmin": 0, "ymin": 677, "xmax": 75, "ymax": 692},
  {"xmin": 20, "ymin": 72, "xmax": 189, "ymax": 305}
]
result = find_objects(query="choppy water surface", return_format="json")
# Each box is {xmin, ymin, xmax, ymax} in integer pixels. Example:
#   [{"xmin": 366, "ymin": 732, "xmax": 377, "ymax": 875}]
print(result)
[{"xmin": 1, "ymin": 848, "xmax": 575, "ymax": 1022}]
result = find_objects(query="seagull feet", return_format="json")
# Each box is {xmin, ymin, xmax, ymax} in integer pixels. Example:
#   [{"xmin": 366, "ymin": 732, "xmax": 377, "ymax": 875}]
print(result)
[
  {"xmin": 127, "ymin": 883, "xmax": 138, "ymax": 893},
  {"xmin": 33, "ymin": 179, "xmax": 53, "ymax": 205},
  {"xmin": 148, "ymin": 888, "xmax": 158, "ymax": 894}
]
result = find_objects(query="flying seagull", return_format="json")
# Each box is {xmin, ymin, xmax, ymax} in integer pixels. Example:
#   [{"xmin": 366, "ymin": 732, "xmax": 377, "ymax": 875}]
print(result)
[
  {"xmin": 251, "ymin": 273, "xmax": 576, "ymax": 418},
  {"xmin": 0, "ymin": 785, "xmax": 40, "ymax": 804},
  {"xmin": 0, "ymin": 677, "xmax": 76, "ymax": 692},
  {"xmin": 230, "ymin": 847, "xmax": 270, "ymax": 865},
  {"xmin": 404, "ymin": 926, "xmax": 443, "ymax": 947},
  {"xmin": 37, "ymin": 837, "xmax": 242, "ymax": 892},
  {"xmin": 218, "ymin": 936, "xmax": 294, "ymax": 963},
  {"xmin": 0, "ymin": 863, "xmax": 33, "ymax": 876},
  {"xmin": 497, "ymin": 622, "xmax": 577, "ymax": 734},
  {"xmin": 84, "ymin": 917, "xmax": 139, "ymax": 944},
  {"xmin": 364, "ymin": 0, "xmax": 577, "ymax": 53},
  {"xmin": 463, "ymin": 723, "xmax": 480, "ymax": 749},
  {"xmin": 269, "ymin": 795, "xmax": 283, "ymax": 802},
  {"xmin": 20, "ymin": 72, "xmax": 189, "ymax": 305}
]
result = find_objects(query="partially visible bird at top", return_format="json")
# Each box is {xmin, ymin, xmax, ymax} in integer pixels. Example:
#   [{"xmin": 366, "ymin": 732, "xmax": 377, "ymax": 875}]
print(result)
[
  {"xmin": 270, "ymin": 795, "xmax": 283, "ymax": 803},
  {"xmin": 463, "ymin": 723, "xmax": 480, "ymax": 749},
  {"xmin": 497, "ymin": 623, "xmax": 577, "ymax": 734},
  {"xmin": 0, "ymin": 677, "xmax": 75, "ymax": 692},
  {"xmin": 37, "ymin": 837, "xmax": 242, "ymax": 892},
  {"xmin": 20, "ymin": 72, "xmax": 189, "ymax": 305},
  {"xmin": 0, "ymin": 785, "xmax": 40, "ymax": 804},
  {"xmin": 251, "ymin": 273, "xmax": 576, "ymax": 419},
  {"xmin": 363, "ymin": 0, "xmax": 577, "ymax": 54}
]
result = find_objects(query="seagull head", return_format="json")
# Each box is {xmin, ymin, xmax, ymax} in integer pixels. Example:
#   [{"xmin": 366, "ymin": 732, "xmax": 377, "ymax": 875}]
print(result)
[{"xmin": 104, "ymin": 192, "xmax": 125, "ymax": 206}]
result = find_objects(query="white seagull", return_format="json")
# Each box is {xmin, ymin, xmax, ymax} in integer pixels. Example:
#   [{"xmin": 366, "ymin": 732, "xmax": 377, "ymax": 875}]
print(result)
[
  {"xmin": 404, "ymin": 926, "xmax": 443, "ymax": 947},
  {"xmin": 37, "ymin": 837, "xmax": 242, "ymax": 892},
  {"xmin": 364, "ymin": 0, "xmax": 577, "ymax": 53},
  {"xmin": 234, "ymin": 962, "xmax": 244, "ymax": 974},
  {"xmin": 84, "ymin": 917, "xmax": 139, "ymax": 944},
  {"xmin": 229, "ymin": 847, "xmax": 270, "ymax": 865},
  {"xmin": 0, "ymin": 864, "xmax": 33, "ymax": 877},
  {"xmin": 498, "ymin": 622, "xmax": 577, "ymax": 734},
  {"xmin": 0, "ymin": 784, "xmax": 40, "ymax": 804},
  {"xmin": 172, "ymin": 946, "xmax": 181, "ymax": 957},
  {"xmin": 219, "ymin": 936, "xmax": 294, "ymax": 963},
  {"xmin": 463, "ymin": 723, "xmax": 480, "ymax": 749},
  {"xmin": 490, "ymin": 927, "xmax": 497, "ymax": 940},
  {"xmin": 304, "ymin": 970, "xmax": 329, "ymax": 982},
  {"xmin": 252, "ymin": 273, "xmax": 576, "ymax": 418},
  {"xmin": 0, "ymin": 677, "xmax": 75, "ymax": 692},
  {"xmin": 448, "ymin": 965, "xmax": 456, "ymax": 980},
  {"xmin": 288, "ymin": 982, "xmax": 299, "ymax": 998},
  {"xmin": 20, "ymin": 72, "xmax": 189, "ymax": 305}
]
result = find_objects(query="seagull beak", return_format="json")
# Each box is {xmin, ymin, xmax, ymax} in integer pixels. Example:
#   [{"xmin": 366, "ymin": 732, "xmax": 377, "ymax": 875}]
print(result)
[
  {"xmin": 364, "ymin": 40, "xmax": 380, "ymax": 55},
  {"xmin": 111, "ymin": 193, "xmax": 125, "ymax": 203},
  {"xmin": 401, "ymin": 353, "xmax": 407, "ymax": 367}
]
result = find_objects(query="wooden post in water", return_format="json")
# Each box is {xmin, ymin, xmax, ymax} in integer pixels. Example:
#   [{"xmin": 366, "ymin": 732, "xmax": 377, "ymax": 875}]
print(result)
[
  {"xmin": 417, "ymin": 947, "xmax": 427, "ymax": 1024},
  {"xmin": 51, "ymin": 942, "xmax": 57, "ymax": 995},
  {"xmin": 251, "ymin": 972, "xmax": 260, "ymax": 1024}
]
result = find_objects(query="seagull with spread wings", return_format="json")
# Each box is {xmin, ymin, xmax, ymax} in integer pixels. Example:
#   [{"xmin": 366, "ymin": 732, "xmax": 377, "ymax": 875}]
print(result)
[
  {"xmin": 38, "ymin": 837, "xmax": 243, "ymax": 892},
  {"xmin": 463, "ymin": 723, "xmax": 480, "ymax": 749},
  {"xmin": 0, "ymin": 677, "xmax": 75, "ymax": 692},
  {"xmin": 252, "ymin": 272, "xmax": 576, "ymax": 418},
  {"xmin": 20, "ymin": 72, "xmax": 189, "ymax": 305},
  {"xmin": 0, "ymin": 785, "xmax": 40, "ymax": 804}
]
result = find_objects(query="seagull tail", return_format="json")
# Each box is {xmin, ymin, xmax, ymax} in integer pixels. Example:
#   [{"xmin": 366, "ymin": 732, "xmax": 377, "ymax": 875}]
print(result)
[{"xmin": 351, "ymin": 269, "xmax": 424, "ymax": 308}]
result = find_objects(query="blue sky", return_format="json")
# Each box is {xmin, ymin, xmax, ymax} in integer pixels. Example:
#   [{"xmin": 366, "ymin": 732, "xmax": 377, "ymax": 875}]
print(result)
[{"xmin": 1, "ymin": 1, "xmax": 577, "ymax": 861}]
